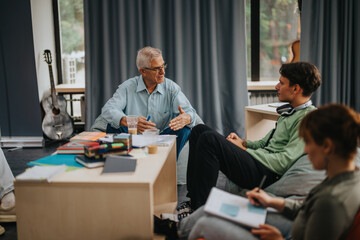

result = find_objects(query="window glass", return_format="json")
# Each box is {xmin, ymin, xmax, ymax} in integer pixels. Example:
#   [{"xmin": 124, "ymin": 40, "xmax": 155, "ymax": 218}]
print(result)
[
  {"xmin": 246, "ymin": 0, "xmax": 300, "ymax": 81},
  {"xmin": 57, "ymin": 0, "xmax": 85, "ymax": 122},
  {"xmin": 59, "ymin": 0, "xmax": 85, "ymax": 85}
]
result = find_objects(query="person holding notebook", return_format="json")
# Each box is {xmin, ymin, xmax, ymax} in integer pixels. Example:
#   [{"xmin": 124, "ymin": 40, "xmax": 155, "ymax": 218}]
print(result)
[{"xmin": 154, "ymin": 104, "xmax": 360, "ymax": 240}]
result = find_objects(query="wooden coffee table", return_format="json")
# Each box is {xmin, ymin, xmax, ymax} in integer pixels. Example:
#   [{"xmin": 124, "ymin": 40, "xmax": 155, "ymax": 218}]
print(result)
[{"xmin": 15, "ymin": 139, "xmax": 177, "ymax": 240}]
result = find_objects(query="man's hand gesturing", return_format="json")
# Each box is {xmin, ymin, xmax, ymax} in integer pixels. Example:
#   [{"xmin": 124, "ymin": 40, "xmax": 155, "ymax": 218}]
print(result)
[{"xmin": 169, "ymin": 106, "xmax": 191, "ymax": 131}]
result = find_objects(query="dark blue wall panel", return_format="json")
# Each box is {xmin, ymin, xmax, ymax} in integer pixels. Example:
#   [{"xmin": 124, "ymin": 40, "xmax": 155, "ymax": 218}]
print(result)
[{"xmin": 0, "ymin": 0, "xmax": 42, "ymax": 137}]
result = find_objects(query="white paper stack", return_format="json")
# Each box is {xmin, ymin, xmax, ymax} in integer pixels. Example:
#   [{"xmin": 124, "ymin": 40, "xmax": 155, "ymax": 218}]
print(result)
[{"xmin": 16, "ymin": 165, "xmax": 67, "ymax": 182}]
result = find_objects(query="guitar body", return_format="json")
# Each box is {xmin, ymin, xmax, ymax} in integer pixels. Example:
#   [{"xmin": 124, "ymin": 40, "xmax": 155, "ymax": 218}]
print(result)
[
  {"xmin": 41, "ymin": 94, "xmax": 73, "ymax": 140},
  {"xmin": 288, "ymin": 39, "xmax": 300, "ymax": 63},
  {"xmin": 41, "ymin": 49, "xmax": 74, "ymax": 140}
]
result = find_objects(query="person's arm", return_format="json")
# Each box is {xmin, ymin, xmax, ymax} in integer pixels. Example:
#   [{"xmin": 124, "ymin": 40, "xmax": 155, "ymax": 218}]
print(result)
[
  {"xmin": 225, "ymin": 122, "xmax": 275, "ymax": 151},
  {"xmin": 246, "ymin": 188, "xmax": 305, "ymax": 218},
  {"xmin": 246, "ymin": 188, "xmax": 286, "ymax": 212},
  {"xmin": 299, "ymin": 197, "xmax": 348, "ymax": 240},
  {"xmin": 251, "ymin": 225, "xmax": 284, "ymax": 240},
  {"xmin": 246, "ymin": 116, "xmax": 306, "ymax": 175},
  {"xmin": 246, "ymin": 188, "xmax": 287, "ymax": 240},
  {"xmin": 169, "ymin": 88, "xmax": 196, "ymax": 130},
  {"xmin": 245, "ymin": 129, "xmax": 273, "ymax": 150},
  {"xmin": 281, "ymin": 198, "xmax": 304, "ymax": 220},
  {"xmin": 226, "ymin": 132, "xmax": 247, "ymax": 150},
  {"xmin": 169, "ymin": 106, "xmax": 192, "ymax": 131},
  {"xmin": 101, "ymin": 85, "xmax": 128, "ymax": 128}
]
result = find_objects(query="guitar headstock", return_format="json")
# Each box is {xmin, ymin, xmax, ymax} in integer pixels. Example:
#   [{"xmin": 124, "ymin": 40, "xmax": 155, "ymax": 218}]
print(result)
[{"xmin": 43, "ymin": 49, "xmax": 52, "ymax": 64}]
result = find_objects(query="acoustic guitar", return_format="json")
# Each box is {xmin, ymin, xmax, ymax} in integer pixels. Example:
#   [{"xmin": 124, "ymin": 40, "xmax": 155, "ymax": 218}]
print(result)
[
  {"xmin": 288, "ymin": 39, "xmax": 300, "ymax": 63},
  {"xmin": 41, "ymin": 49, "xmax": 73, "ymax": 140}
]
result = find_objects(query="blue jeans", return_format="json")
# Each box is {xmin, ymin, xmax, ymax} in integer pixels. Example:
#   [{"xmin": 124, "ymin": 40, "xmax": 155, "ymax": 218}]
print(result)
[{"xmin": 106, "ymin": 124, "xmax": 191, "ymax": 159}]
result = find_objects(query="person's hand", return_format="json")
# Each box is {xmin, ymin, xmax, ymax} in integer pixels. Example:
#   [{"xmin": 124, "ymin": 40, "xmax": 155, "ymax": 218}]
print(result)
[
  {"xmin": 120, "ymin": 117, "xmax": 127, "ymax": 127},
  {"xmin": 246, "ymin": 188, "xmax": 274, "ymax": 207},
  {"xmin": 226, "ymin": 132, "xmax": 247, "ymax": 150},
  {"xmin": 137, "ymin": 116, "xmax": 156, "ymax": 134},
  {"xmin": 251, "ymin": 224, "xmax": 284, "ymax": 240},
  {"xmin": 246, "ymin": 188, "xmax": 285, "ymax": 213},
  {"xmin": 169, "ymin": 106, "xmax": 191, "ymax": 131}
]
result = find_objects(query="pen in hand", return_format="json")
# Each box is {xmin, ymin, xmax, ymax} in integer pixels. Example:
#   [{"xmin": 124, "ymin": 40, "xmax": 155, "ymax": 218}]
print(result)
[
  {"xmin": 257, "ymin": 175, "xmax": 267, "ymax": 192},
  {"xmin": 254, "ymin": 175, "xmax": 267, "ymax": 204},
  {"xmin": 146, "ymin": 116, "xmax": 151, "ymax": 121}
]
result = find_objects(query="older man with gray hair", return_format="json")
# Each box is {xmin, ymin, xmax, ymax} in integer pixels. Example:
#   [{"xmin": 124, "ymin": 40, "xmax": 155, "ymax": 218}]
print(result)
[{"xmin": 93, "ymin": 46, "xmax": 197, "ymax": 157}]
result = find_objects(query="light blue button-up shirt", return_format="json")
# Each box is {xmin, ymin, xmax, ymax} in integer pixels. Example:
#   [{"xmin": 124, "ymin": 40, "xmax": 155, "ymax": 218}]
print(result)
[{"xmin": 101, "ymin": 75, "xmax": 197, "ymax": 132}]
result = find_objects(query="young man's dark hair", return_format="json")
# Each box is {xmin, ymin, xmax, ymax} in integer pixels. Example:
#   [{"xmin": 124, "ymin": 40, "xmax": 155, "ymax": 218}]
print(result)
[{"xmin": 279, "ymin": 62, "xmax": 322, "ymax": 96}]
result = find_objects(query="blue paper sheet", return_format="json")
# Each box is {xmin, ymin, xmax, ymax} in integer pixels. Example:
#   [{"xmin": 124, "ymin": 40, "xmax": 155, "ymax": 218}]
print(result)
[
  {"xmin": 28, "ymin": 154, "xmax": 84, "ymax": 168},
  {"xmin": 247, "ymin": 202, "xmax": 266, "ymax": 215},
  {"xmin": 220, "ymin": 203, "xmax": 239, "ymax": 217}
]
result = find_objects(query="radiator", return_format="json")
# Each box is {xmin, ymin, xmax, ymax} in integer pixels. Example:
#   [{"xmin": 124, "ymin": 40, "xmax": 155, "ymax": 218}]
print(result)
[{"xmin": 248, "ymin": 91, "xmax": 278, "ymax": 106}]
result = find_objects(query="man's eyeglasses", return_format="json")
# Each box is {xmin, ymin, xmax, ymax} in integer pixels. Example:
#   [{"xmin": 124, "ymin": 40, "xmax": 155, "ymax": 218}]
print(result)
[{"xmin": 144, "ymin": 63, "xmax": 167, "ymax": 72}]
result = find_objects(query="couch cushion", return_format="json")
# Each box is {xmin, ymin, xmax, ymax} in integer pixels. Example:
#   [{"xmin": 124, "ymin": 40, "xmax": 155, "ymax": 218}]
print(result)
[
  {"xmin": 226, "ymin": 149, "xmax": 360, "ymax": 199},
  {"xmin": 263, "ymin": 154, "xmax": 325, "ymax": 198}
]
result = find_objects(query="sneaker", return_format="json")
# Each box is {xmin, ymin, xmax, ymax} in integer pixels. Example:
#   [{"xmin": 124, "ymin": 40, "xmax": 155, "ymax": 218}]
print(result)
[
  {"xmin": 161, "ymin": 211, "xmax": 192, "ymax": 222},
  {"xmin": 0, "ymin": 225, "xmax": 4, "ymax": 235},
  {"xmin": 0, "ymin": 206, "xmax": 16, "ymax": 223},
  {"xmin": 153, "ymin": 215, "xmax": 178, "ymax": 240},
  {"xmin": 175, "ymin": 200, "xmax": 192, "ymax": 214}
]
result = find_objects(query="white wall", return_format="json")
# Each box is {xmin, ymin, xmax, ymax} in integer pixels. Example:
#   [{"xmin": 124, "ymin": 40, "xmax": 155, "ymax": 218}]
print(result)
[{"xmin": 30, "ymin": 0, "xmax": 58, "ymax": 101}]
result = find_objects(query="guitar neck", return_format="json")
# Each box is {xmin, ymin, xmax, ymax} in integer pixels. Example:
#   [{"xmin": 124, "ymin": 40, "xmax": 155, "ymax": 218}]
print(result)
[{"xmin": 47, "ymin": 64, "xmax": 60, "ymax": 109}]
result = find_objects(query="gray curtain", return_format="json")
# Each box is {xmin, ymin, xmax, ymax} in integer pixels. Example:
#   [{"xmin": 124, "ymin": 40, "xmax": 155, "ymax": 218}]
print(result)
[
  {"xmin": 300, "ymin": 0, "xmax": 360, "ymax": 111},
  {"xmin": 84, "ymin": 0, "xmax": 248, "ymax": 136},
  {"xmin": 0, "ymin": 0, "xmax": 42, "ymax": 137}
]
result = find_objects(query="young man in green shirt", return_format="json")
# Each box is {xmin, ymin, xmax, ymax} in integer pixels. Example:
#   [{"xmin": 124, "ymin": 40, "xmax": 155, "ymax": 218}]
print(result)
[{"xmin": 183, "ymin": 62, "xmax": 322, "ymax": 213}]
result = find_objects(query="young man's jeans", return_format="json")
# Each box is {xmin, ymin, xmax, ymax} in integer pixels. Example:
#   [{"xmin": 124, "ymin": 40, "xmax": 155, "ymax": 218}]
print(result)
[{"xmin": 106, "ymin": 124, "xmax": 191, "ymax": 159}]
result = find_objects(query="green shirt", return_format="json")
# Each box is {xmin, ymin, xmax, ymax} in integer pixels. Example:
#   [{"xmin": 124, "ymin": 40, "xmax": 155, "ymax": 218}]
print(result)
[{"xmin": 246, "ymin": 105, "xmax": 315, "ymax": 175}]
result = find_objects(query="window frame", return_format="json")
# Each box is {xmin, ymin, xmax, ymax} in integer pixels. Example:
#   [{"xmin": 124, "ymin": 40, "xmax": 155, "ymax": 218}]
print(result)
[
  {"xmin": 249, "ymin": 0, "xmax": 300, "ymax": 82},
  {"xmin": 52, "ymin": 0, "xmax": 64, "ymax": 85},
  {"xmin": 250, "ymin": 0, "xmax": 260, "ymax": 82}
]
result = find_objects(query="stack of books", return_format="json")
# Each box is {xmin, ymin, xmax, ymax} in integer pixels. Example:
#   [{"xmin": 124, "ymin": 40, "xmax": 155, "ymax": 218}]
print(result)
[
  {"xmin": 56, "ymin": 132, "xmax": 107, "ymax": 155},
  {"xmin": 56, "ymin": 141, "xmax": 100, "ymax": 154},
  {"xmin": 25, "ymin": 132, "xmax": 136, "ymax": 171},
  {"xmin": 75, "ymin": 155, "xmax": 105, "ymax": 168},
  {"xmin": 84, "ymin": 142, "xmax": 131, "ymax": 159},
  {"xmin": 113, "ymin": 133, "xmax": 132, "ymax": 147},
  {"xmin": 70, "ymin": 131, "xmax": 107, "ymax": 142}
]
